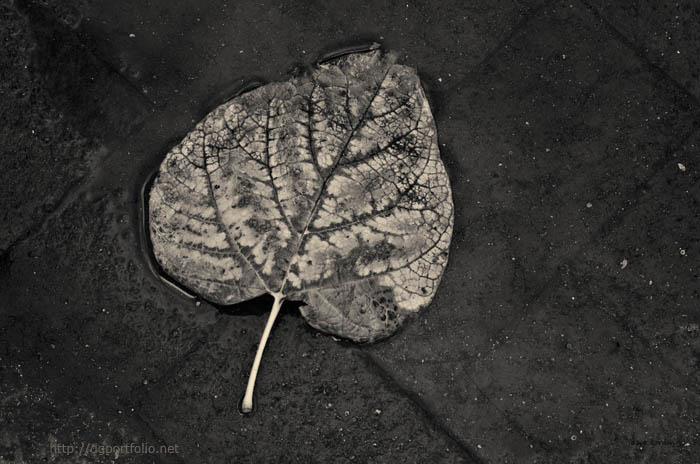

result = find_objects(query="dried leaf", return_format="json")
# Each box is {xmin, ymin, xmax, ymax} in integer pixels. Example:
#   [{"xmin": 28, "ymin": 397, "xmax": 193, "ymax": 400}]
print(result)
[{"xmin": 148, "ymin": 49, "xmax": 454, "ymax": 411}]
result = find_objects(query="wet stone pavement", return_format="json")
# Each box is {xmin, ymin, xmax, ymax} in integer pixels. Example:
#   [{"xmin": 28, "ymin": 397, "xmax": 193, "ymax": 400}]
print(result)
[{"xmin": 1, "ymin": 0, "xmax": 698, "ymax": 463}]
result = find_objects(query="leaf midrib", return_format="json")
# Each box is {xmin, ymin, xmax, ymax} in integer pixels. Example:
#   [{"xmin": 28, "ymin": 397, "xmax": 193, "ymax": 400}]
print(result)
[
  {"xmin": 201, "ymin": 60, "xmax": 397, "ymax": 297},
  {"xmin": 278, "ymin": 62, "xmax": 397, "ymax": 294}
]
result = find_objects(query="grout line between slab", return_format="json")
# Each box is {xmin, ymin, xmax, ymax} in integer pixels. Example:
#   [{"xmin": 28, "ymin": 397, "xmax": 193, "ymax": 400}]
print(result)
[
  {"xmin": 595, "ymin": 123, "xmax": 700, "ymax": 237},
  {"xmin": 360, "ymin": 351, "xmax": 487, "ymax": 464},
  {"xmin": 452, "ymin": 0, "xmax": 559, "ymax": 88},
  {"xmin": 580, "ymin": 0, "xmax": 700, "ymax": 110}
]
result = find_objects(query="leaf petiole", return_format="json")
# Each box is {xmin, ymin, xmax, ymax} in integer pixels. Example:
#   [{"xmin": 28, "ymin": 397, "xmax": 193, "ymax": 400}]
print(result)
[{"xmin": 240, "ymin": 292, "xmax": 285, "ymax": 414}]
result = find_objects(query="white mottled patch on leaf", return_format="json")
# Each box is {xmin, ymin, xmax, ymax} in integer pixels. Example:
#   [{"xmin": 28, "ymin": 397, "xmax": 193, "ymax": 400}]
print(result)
[{"xmin": 149, "ymin": 49, "xmax": 454, "ymax": 342}]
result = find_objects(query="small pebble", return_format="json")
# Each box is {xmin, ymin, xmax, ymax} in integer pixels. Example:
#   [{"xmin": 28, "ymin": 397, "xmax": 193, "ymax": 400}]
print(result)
[{"xmin": 678, "ymin": 162, "xmax": 686, "ymax": 171}]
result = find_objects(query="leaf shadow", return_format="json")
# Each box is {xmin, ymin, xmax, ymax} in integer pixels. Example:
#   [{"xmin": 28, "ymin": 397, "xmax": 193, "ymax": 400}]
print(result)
[
  {"xmin": 315, "ymin": 39, "xmax": 382, "ymax": 65},
  {"xmin": 201, "ymin": 78, "xmax": 267, "ymax": 117},
  {"xmin": 216, "ymin": 294, "xmax": 305, "ymax": 318}
]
